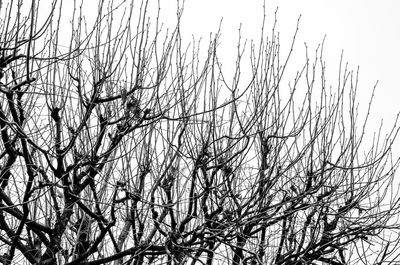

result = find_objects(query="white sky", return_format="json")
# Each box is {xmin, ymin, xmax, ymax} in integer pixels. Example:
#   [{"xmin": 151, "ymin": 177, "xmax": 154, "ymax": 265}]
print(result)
[{"xmin": 172, "ymin": 0, "xmax": 400, "ymax": 134}]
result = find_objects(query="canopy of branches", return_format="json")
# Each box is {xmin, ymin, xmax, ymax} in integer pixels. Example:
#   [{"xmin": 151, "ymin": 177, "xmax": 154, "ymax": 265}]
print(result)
[{"xmin": 0, "ymin": 1, "xmax": 399, "ymax": 265}]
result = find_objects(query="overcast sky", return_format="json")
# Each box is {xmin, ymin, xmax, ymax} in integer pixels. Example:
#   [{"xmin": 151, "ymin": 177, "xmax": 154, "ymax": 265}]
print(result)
[{"xmin": 171, "ymin": 0, "xmax": 400, "ymax": 133}]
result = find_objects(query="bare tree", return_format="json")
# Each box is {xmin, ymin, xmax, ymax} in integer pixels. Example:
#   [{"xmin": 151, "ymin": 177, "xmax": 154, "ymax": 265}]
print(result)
[{"xmin": 0, "ymin": 1, "xmax": 399, "ymax": 264}]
